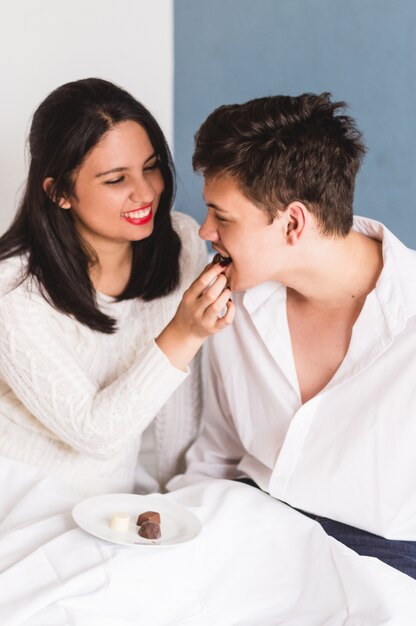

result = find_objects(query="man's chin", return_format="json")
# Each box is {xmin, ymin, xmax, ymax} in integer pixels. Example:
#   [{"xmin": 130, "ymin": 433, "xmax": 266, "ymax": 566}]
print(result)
[
  {"xmin": 230, "ymin": 277, "xmax": 262, "ymax": 292},
  {"xmin": 228, "ymin": 278, "xmax": 246, "ymax": 292}
]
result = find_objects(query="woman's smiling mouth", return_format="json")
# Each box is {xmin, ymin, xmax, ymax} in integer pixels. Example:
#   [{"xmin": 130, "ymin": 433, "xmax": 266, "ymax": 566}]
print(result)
[{"xmin": 121, "ymin": 204, "xmax": 153, "ymax": 225}]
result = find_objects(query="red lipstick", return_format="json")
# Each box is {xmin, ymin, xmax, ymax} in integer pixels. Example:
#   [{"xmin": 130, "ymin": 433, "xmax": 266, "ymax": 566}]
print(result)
[{"xmin": 122, "ymin": 204, "xmax": 153, "ymax": 226}]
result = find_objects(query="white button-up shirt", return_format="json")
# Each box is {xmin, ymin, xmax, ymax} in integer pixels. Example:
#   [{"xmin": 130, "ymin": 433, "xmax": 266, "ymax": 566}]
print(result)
[{"xmin": 180, "ymin": 217, "xmax": 416, "ymax": 540}]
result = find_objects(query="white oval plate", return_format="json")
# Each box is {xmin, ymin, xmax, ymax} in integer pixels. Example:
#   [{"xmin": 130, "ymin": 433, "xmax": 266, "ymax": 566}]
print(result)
[{"xmin": 72, "ymin": 493, "xmax": 201, "ymax": 547}]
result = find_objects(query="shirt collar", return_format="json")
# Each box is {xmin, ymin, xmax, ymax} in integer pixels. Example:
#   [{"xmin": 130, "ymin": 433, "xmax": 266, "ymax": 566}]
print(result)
[
  {"xmin": 241, "ymin": 216, "xmax": 416, "ymax": 335},
  {"xmin": 353, "ymin": 215, "xmax": 416, "ymax": 335},
  {"xmin": 242, "ymin": 281, "xmax": 284, "ymax": 314}
]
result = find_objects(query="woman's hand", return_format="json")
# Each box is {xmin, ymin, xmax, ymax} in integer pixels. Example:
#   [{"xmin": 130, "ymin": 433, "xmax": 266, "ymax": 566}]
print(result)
[{"xmin": 155, "ymin": 261, "xmax": 235, "ymax": 370}]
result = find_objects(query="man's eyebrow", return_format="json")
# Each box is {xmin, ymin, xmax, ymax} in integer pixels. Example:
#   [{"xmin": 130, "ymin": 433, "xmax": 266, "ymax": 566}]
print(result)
[
  {"xmin": 95, "ymin": 153, "xmax": 157, "ymax": 178},
  {"xmin": 205, "ymin": 201, "xmax": 229, "ymax": 214}
]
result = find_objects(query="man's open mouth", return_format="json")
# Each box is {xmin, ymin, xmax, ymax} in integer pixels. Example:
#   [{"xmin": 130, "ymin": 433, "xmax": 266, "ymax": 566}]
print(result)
[{"xmin": 213, "ymin": 252, "xmax": 232, "ymax": 267}]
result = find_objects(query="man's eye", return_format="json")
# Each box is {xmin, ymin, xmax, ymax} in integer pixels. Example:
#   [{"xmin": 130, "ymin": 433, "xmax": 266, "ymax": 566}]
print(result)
[
  {"xmin": 105, "ymin": 176, "xmax": 124, "ymax": 185},
  {"xmin": 215, "ymin": 214, "xmax": 228, "ymax": 223}
]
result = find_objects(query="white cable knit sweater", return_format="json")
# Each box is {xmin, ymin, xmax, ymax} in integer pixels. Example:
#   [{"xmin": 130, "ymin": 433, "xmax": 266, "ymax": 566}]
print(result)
[{"xmin": 0, "ymin": 212, "xmax": 206, "ymax": 497}]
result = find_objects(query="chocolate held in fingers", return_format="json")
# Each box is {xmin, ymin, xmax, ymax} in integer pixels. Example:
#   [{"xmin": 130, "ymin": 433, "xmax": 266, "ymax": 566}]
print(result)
[{"xmin": 213, "ymin": 252, "xmax": 232, "ymax": 267}]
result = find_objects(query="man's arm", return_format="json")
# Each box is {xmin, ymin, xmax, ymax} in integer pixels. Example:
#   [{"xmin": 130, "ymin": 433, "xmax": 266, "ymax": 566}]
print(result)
[{"xmin": 167, "ymin": 340, "xmax": 246, "ymax": 490}]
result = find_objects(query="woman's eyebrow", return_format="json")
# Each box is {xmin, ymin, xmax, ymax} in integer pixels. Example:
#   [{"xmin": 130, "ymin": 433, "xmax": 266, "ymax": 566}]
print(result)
[
  {"xmin": 144, "ymin": 152, "xmax": 157, "ymax": 164},
  {"xmin": 95, "ymin": 166, "xmax": 127, "ymax": 178},
  {"xmin": 95, "ymin": 153, "xmax": 157, "ymax": 178}
]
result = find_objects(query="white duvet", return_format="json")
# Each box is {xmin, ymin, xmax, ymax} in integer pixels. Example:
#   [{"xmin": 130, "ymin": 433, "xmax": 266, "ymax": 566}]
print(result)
[{"xmin": 0, "ymin": 456, "xmax": 415, "ymax": 626}]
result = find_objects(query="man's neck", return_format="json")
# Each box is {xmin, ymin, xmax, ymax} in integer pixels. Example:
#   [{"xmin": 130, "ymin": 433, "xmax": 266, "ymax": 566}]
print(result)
[{"xmin": 284, "ymin": 230, "xmax": 384, "ymax": 310}]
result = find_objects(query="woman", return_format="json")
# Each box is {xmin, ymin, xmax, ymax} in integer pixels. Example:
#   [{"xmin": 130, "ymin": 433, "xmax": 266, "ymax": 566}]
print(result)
[{"xmin": 0, "ymin": 78, "xmax": 234, "ymax": 497}]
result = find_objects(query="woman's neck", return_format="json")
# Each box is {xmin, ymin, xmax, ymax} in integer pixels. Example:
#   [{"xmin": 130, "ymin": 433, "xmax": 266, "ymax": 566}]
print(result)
[{"xmin": 88, "ymin": 241, "xmax": 133, "ymax": 298}]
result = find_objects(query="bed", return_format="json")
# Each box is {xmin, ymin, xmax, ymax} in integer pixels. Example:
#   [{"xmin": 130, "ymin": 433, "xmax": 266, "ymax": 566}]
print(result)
[{"xmin": 0, "ymin": 456, "xmax": 415, "ymax": 625}]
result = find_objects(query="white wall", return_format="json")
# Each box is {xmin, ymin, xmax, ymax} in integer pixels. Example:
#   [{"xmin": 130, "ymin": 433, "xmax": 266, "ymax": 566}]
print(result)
[{"xmin": 0, "ymin": 0, "xmax": 173, "ymax": 234}]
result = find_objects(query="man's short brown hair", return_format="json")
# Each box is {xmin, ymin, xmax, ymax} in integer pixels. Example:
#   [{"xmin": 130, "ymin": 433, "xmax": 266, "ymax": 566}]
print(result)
[{"xmin": 192, "ymin": 93, "xmax": 366, "ymax": 237}]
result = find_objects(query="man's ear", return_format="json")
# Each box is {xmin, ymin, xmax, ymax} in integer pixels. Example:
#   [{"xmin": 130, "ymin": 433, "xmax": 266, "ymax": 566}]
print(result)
[
  {"xmin": 285, "ymin": 201, "xmax": 307, "ymax": 245},
  {"xmin": 43, "ymin": 177, "xmax": 71, "ymax": 209}
]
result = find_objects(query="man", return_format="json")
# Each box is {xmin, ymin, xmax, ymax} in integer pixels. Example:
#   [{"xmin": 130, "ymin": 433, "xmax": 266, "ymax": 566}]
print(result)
[{"xmin": 170, "ymin": 93, "xmax": 416, "ymax": 578}]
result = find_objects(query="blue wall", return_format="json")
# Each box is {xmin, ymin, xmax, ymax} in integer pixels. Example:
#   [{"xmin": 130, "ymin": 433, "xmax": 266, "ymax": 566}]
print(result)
[{"xmin": 174, "ymin": 0, "xmax": 416, "ymax": 247}]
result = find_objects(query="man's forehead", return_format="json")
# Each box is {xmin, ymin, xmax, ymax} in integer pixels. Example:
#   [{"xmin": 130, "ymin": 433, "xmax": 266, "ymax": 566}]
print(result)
[{"xmin": 203, "ymin": 174, "xmax": 241, "ymax": 200}]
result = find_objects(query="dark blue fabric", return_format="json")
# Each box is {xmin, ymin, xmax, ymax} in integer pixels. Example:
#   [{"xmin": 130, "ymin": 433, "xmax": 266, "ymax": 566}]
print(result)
[
  {"xmin": 234, "ymin": 477, "xmax": 416, "ymax": 579},
  {"xmin": 299, "ymin": 510, "xmax": 416, "ymax": 580}
]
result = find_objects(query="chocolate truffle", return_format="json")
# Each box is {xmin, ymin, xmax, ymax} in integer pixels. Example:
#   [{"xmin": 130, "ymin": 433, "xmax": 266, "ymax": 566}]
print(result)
[
  {"xmin": 138, "ymin": 521, "xmax": 161, "ymax": 540},
  {"xmin": 136, "ymin": 511, "xmax": 161, "ymax": 526}
]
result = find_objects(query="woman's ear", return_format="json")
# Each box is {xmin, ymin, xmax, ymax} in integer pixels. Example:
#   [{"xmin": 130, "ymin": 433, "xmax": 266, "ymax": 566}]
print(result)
[{"xmin": 43, "ymin": 177, "xmax": 71, "ymax": 209}]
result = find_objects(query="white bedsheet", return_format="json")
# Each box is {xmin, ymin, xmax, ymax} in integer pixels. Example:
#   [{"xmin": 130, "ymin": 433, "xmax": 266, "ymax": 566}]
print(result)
[{"xmin": 0, "ymin": 456, "xmax": 415, "ymax": 626}]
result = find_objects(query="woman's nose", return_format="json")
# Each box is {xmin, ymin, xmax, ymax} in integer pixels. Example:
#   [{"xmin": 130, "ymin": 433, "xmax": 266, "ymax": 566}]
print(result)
[{"xmin": 129, "ymin": 177, "xmax": 154, "ymax": 205}]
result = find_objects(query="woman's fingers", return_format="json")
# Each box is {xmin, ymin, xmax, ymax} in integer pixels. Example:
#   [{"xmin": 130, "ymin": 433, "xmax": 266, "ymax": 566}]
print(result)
[
  {"xmin": 202, "ymin": 288, "xmax": 233, "ymax": 328},
  {"xmin": 215, "ymin": 298, "xmax": 236, "ymax": 328},
  {"xmin": 186, "ymin": 262, "xmax": 225, "ymax": 300},
  {"xmin": 197, "ymin": 273, "xmax": 228, "ymax": 309},
  {"xmin": 156, "ymin": 260, "xmax": 234, "ymax": 369},
  {"xmin": 173, "ymin": 258, "xmax": 235, "ymax": 338},
  {"xmin": 204, "ymin": 297, "xmax": 236, "ymax": 333}
]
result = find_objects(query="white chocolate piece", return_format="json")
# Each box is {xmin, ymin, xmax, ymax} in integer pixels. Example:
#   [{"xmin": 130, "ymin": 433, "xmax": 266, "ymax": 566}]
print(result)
[{"xmin": 109, "ymin": 512, "xmax": 130, "ymax": 532}]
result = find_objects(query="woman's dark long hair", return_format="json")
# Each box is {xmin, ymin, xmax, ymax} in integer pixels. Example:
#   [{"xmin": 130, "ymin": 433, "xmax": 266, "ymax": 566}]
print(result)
[{"xmin": 0, "ymin": 78, "xmax": 181, "ymax": 333}]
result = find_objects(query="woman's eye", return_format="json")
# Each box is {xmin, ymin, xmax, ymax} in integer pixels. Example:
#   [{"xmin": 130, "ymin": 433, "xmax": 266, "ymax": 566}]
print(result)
[
  {"xmin": 105, "ymin": 176, "xmax": 125, "ymax": 185},
  {"xmin": 144, "ymin": 161, "xmax": 159, "ymax": 172}
]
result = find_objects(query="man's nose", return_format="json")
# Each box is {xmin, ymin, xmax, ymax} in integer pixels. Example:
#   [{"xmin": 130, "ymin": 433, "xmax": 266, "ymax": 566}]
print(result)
[{"xmin": 199, "ymin": 213, "xmax": 219, "ymax": 242}]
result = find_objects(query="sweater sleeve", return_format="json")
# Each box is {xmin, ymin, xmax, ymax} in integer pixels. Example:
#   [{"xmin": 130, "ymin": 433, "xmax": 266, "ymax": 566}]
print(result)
[
  {"xmin": 153, "ymin": 212, "xmax": 207, "ymax": 487},
  {"xmin": 171, "ymin": 211, "xmax": 208, "ymax": 287},
  {"xmin": 0, "ymin": 290, "xmax": 188, "ymax": 460}
]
